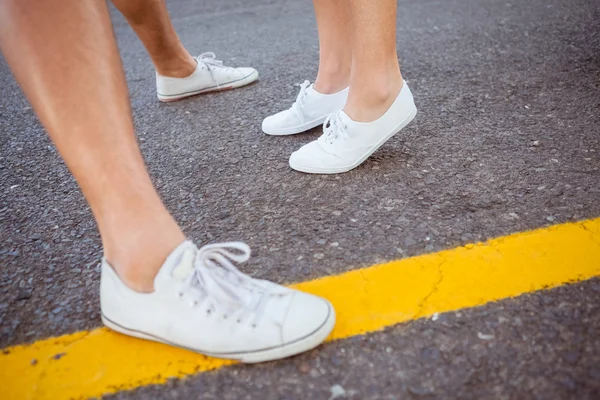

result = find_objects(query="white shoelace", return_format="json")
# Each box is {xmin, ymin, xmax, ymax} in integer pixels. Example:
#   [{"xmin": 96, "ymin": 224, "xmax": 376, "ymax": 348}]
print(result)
[
  {"xmin": 291, "ymin": 80, "xmax": 311, "ymax": 124},
  {"xmin": 182, "ymin": 242, "xmax": 270, "ymax": 327},
  {"xmin": 196, "ymin": 52, "xmax": 232, "ymax": 90},
  {"xmin": 320, "ymin": 112, "xmax": 349, "ymax": 145}
]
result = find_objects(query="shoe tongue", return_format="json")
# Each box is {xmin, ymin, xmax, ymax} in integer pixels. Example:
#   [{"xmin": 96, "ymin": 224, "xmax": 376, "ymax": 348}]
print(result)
[{"xmin": 154, "ymin": 240, "xmax": 197, "ymax": 290}]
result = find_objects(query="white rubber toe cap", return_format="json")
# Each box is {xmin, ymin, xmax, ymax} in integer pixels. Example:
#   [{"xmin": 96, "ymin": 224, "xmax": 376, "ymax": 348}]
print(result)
[
  {"xmin": 261, "ymin": 109, "xmax": 301, "ymax": 135},
  {"xmin": 238, "ymin": 67, "xmax": 258, "ymax": 80},
  {"xmin": 261, "ymin": 113, "xmax": 280, "ymax": 134},
  {"xmin": 289, "ymin": 141, "xmax": 349, "ymax": 173},
  {"xmin": 281, "ymin": 291, "xmax": 334, "ymax": 344}
]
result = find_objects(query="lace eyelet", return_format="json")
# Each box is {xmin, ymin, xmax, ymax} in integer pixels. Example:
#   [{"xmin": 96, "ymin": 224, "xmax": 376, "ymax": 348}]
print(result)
[
  {"xmin": 223, "ymin": 314, "xmax": 228, "ymax": 319},
  {"xmin": 252, "ymin": 324, "xmax": 257, "ymax": 329}
]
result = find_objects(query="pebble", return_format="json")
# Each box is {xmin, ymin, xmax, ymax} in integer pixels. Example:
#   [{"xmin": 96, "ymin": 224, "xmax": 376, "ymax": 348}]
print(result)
[
  {"xmin": 313, "ymin": 253, "xmax": 324, "ymax": 260},
  {"xmin": 298, "ymin": 362, "xmax": 310, "ymax": 374},
  {"xmin": 16, "ymin": 289, "xmax": 32, "ymax": 301},
  {"xmin": 317, "ymin": 239, "xmax": 327, "ymax": 245},
  {"xmin": 328, "ymin": 384, "xmax": 346, "ymax": 400},
  {"xmin": 477, "ymin": 332, "xmax": 495, "ymax": 340},
  {"xmin": 404, "ymin": 237, "xmax": 416, "ymax": 246},
  {"xmin": 330, "ymin": 355, "xmax": 342, "ymax": 366},
  {"xmin": 420, "ymin": 347, "xmax": 441, "ymax": 363},
  {"xmin": 408, "ymin": 384, "xmax": 432, "ymax": 396},
  {"xmin": 332, "ymin": 211, "xmax": 342, "ymax": 216},
  {"xmin": 330, "ymin": 242, "xmax": 339, "ymax": 247},
  {"xmin": 546, "ymin": 216, "xmax": 555, "ymax": 222}
]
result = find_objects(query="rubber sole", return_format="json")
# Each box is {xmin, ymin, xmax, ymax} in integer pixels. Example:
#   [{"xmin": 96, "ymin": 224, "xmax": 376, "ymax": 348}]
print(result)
[
  {"xmin": 262, "ymin": 117, "xmax": 326, "ymax": 136},
  {"xmin": 157, "ymin": 70, "xmax": 259, "ymax": 102},
  {"xmin": 101, "ymin": 301, "xmax": 335, "ymax": 364},
  {"xmin": 289, "ymin": 105, "xmax": 417, "ymax": 174}
]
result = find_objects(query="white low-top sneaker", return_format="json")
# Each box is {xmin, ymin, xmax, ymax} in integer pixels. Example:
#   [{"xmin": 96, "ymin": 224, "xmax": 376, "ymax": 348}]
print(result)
[
  {"xmin": 289, "ymin": 81, "xmax": 417, "ymax": 174},
  {"xmin": 101, "ymin": 241, "xmax": 335, "ymax": 363},
  {"xmin": 156, "ymin": 52, "xmax": 258, "ymax": 102},
  {"xmin": 262, "ymin": 81, "xmax": 349, "ymax": 135}
]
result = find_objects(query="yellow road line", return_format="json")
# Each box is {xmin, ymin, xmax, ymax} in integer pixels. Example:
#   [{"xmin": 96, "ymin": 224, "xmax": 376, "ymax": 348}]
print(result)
[{"xmin": 2, "ymin": 218, "xmax": 599, "ymax": 400}]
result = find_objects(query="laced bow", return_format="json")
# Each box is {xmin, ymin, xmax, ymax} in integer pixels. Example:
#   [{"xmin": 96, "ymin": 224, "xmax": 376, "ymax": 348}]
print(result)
[
  {"xmin": 182, "ymin": 242, "xmax": 270, "ymax": 326},
  {"xmin": 320, "ymin": 112, "xmax": 349, "ymax": 145},
  {"xmin": 196, "ymin": 52, "xmax": 227, "ymax": 89}
]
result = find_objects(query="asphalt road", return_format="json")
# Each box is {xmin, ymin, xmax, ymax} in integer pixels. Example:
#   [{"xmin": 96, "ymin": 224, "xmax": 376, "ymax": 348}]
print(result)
[{"xmin": 1, "ymin": 0, "xmax": 599, "ymax": 398}]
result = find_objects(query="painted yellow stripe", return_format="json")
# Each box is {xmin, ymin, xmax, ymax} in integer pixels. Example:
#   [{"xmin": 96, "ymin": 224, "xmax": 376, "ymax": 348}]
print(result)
[{"xmin": 2, "ymin": 218, "xmax": 599, "ymax": 400}]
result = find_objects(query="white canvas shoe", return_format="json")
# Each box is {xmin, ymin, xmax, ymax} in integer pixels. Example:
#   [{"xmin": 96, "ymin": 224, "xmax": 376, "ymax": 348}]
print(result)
[
  {"xmin": 100, "ymin": 241, "xmax": 335, "ymax": 363},
  {"xmin": 262, "ymin": 81, "xmax": 349, "ymax": 135},
  {"xmin": 289, "ymin": 81, "xmax": 417, "ymax": 174},
  {"xmin": 156, "ymin": 52, "xmax": 258, "ymax": 102}
]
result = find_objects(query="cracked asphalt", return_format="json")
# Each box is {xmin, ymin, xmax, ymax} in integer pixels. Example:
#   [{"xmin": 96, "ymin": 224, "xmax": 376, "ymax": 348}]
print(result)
[{"xmin": 0, "ymin": 0, "xmax": 599, "ymax": 398}]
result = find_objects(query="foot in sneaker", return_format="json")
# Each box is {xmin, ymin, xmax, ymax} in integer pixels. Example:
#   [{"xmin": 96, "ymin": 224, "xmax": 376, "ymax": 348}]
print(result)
[
  {"xmin": 101, "ymin": 241, "xmax": 335, "ymax": 363},
  {"xmin": 289, "ymin": 81, "xmax": 417, "ymax": 174},
  {"xmin": 262, "ymin": 81, "xmax": 349, "ymax": 136},
  {"xmin": 156, "ymin": 52, "xmax": 258, "ymax": 102}
]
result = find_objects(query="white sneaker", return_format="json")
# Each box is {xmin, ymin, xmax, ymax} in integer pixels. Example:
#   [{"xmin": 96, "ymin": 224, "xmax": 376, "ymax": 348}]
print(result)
[
  {"xmin": 100, "ymin": 241, "xmax": 335, "ymax": 363},
  {"xmin": 289, "ymin": 81, "xmax": 417, "ymax": 174},
  {"xmin": 156, "ymin": 52, "xmax": 258, "ymax": 102},
  {"xmin": 262, "ymin": 81, "xmax": 349, "ymax": 135}
]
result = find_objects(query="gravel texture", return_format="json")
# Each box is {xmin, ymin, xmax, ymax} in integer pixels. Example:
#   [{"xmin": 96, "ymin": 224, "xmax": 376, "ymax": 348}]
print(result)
[{"xmin": 0, "ymin": 0, "xmax": 599, "ymax": 397}]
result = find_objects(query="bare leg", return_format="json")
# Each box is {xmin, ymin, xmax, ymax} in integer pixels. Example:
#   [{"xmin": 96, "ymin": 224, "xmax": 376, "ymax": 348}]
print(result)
[
  {"xmin": 344, "ymin": 0, "xmax": 403, "ymax": 122},
  {"xmin": 111, "ymin": 0, "xmax": 197, "ymax": 78},
  {"xmin": 312, "ymin": 0, "xmax": 353, "ymax": 94},
  {"xmin": 0, "ymin": 0, "xmax": 185, "ymax": 292}
]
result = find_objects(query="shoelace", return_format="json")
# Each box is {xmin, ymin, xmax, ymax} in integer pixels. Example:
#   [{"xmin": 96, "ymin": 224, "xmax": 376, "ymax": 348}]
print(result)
[
  {"xmin": 183, "ymin": 242, "xmax": 270, "ymax": 327},
  {"xmin": 196, "ymin": 52, "xmax": 231, "ymax": 90},
  {"xmin": 320, "ymin": 112, "xmax": 349, "ymax": 145},
  {"xmin": 291, "ymin": 80, "xmax": 311, "ymax": 124}
]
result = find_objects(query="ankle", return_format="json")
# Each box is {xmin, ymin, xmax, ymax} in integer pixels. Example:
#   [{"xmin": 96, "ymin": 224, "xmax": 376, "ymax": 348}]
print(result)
[
  {"xmin": 155, "ymin": 53, "xmax": 197, "ymax": 78},
  {"xmin": 314, "ymin": 66, "xmax": 350, "ymax": 94},
  {"xmin": 102, "ymin": 215, "xmax": 185, "ymax": 292},
  {"xmin": 344, "ymin": 76, "xmax": 403, "ymax": 122}
]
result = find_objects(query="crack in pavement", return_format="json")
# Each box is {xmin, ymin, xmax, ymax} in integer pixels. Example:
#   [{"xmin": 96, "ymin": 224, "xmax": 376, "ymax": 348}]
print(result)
[{"xmin": 416, "ymin": 258, "xmax": 446, "ymax": 318}]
